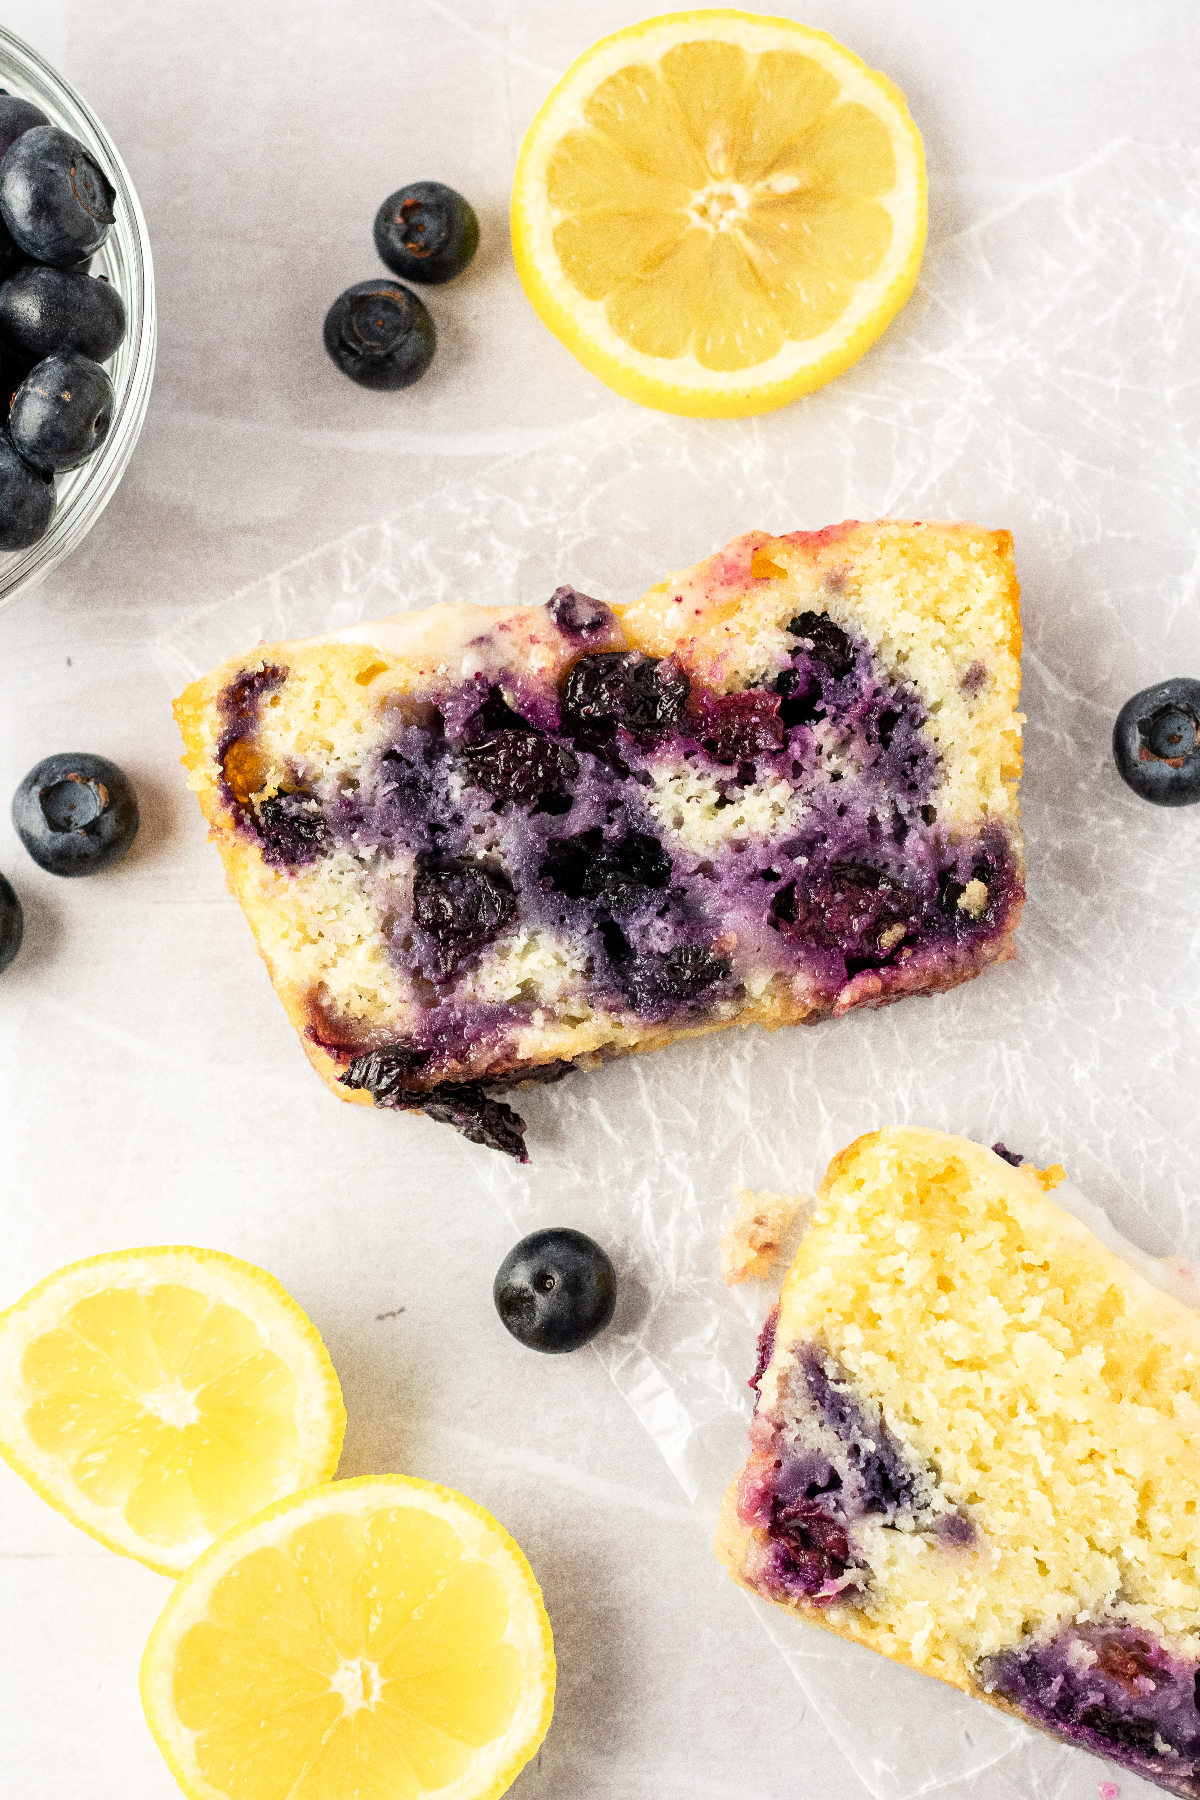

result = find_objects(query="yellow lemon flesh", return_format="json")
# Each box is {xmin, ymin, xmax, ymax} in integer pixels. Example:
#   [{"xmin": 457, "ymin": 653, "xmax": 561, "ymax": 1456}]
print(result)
[
  {"xmin": 0, "ymin": 1247, "xmax": 345, "ymax": 1576},
  {"xmin": 140, "ymin": 1476, "xmax": 556, "ymax": 1800},
  {"xmin": 511, "ymin": 8, "xmax": 926, "ymax": 417}
]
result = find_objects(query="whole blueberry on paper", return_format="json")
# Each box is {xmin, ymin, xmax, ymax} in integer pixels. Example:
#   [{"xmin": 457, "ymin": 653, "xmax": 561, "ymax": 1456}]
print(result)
[
  {"xmin": 10, "ymin": 352, "xmax": 114, "ymax": 470},
  {"xmin": 493, "ymin": 1228, "xmax": 617, "ymax": 1353},
  {"xmin": 0, "ymin": 125, "xmax": 115, "ymax": 266},
  {"xmin": 0, "ymin": 871, "xmax": 23, "ymax": 972},
  {"xmin": 1112, "ymin": 678, "xmax": 1200, "ymax": 806},
  {"xmin": 323, "ymin": 280, "xmax": 436, "ymax": 390},
  {"xmin": 374, "ymin": 181, "xmax": 479, "ymax": 285},
  {"xmin": 12, "ymin": 752, "xmax": 139, "ymax": 876}
]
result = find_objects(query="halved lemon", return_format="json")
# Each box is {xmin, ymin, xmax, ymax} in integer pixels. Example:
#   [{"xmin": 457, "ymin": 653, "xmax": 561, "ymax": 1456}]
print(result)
[
  {"xmin": 140, "ymin": 1475, "xmax": 556, "ymax": 1800},
  {"xmin": 511, "ymin": 9, "xmax": 926, "ymax": 417},
  {"xmin": 0, "ymin": 1246, "xmax": 346, "ymax": 1576}
]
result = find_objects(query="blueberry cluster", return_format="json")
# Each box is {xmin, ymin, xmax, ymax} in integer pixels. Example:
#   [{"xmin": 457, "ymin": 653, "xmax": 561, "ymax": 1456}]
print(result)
[
  {"xmin": 324, "ymin": 182, "xmax": 478, "ymax": 390},
  {"xmin": 0, "ymin": 94, "xmax": 126, "ymax": 552},
  {"xmin": 1, "ymin": 751, "xmax": 140, "ymax": 976}
]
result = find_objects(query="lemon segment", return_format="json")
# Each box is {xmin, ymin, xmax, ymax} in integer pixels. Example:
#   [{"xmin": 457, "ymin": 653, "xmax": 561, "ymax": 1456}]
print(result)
[
  {"xmin": 140, "ymin": 1476, "xmax": 556, "ymax": 1800},
  {"xmin": 0, "ymin": 1247, "xmax": 346, "ymax": 1576},
  {"xmin": 511, "ymin": 9, "xmax": 926, "ymax": 416}
]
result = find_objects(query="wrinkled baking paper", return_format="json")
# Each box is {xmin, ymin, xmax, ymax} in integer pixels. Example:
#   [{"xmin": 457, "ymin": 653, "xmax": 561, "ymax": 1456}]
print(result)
[{"xmin": 157, "ymin": 145, "xmax": 1200, "ymax": 1800}]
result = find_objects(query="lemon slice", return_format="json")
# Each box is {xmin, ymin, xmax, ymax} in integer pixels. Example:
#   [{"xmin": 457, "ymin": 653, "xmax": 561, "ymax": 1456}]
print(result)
[
  {"xmin": 0, "ymin": 1247, "xmax": 345, "ymax": 1576},
  {"xmin": 140, "ymin": 1475, "xmax": 556, "ymax": 1800},
  {"xmin": 511, "ymin": 8, "xmax": 926, "ymax": 417}
]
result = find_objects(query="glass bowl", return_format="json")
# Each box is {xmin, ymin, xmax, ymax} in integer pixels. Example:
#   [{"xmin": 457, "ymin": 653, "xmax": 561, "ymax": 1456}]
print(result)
[{"xmin": 0, "ymin": 24, "xmax": 156, "ymax": 615}]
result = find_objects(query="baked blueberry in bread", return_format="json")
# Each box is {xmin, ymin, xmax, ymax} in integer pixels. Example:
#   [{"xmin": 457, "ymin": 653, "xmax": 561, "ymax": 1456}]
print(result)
[
  {"xmin": 717, "ymin": 1128, "xmax": 1200, "ymax": 1798},
  {"xmin": 174, "ymin": 522, "xmax": 1024, "ymax": 1158}
]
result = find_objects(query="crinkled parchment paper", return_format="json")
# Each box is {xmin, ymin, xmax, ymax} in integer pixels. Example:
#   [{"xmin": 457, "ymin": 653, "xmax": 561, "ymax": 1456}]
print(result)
[{"xmin": 157, "ymin": 144, "xmax": 1200, "ymax": 1800}]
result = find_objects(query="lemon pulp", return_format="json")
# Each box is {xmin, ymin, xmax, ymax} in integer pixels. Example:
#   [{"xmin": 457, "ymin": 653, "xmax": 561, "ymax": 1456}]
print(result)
[
  {"xmin": 0, "ymin": 1248, "xmax": 345, "ymax": 1574},
  {"xmin": 512, "ymin": 10, "xmax": 926, "ymax": 416},
  {"xmin": 142, "ymin": 1477, "xmax": 555, "ymax": 1800}
]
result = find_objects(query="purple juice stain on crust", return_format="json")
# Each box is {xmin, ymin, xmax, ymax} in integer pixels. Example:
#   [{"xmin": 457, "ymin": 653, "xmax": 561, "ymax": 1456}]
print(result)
[
  {"xmin": 982, "ymin": 1625, "xmax": 1200, "ymax": 1796},
  {"xmin": 992, "ymin": 1142, "xmax": 1024, "ymax": 1167}
]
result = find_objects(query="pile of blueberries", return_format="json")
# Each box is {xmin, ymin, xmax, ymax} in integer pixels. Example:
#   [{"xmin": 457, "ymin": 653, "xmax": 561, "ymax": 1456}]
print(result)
[
  {"xmin": 324, "ymin": 181, "xmax": 477, "ymax": 389},
  {"xmin": 0, "ymin": 92, "xmax": 126, "ymax": 552},
  {"xmin": 0, "ymin": 751, "xmax": 139, "ymax": 975}
]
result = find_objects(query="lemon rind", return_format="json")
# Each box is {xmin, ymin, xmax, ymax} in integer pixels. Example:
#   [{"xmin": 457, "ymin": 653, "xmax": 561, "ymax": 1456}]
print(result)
[
  {"xmin": 0, "ymin": 1245, "xmax": 347, "ymax": 1577},
  {"xmin": 139, "ymin": 1473, "xmax": 556, "ymax": 1800},
  {"xmin": 510, "ymin": 7, "xmax": 927, "ymax": 418}
]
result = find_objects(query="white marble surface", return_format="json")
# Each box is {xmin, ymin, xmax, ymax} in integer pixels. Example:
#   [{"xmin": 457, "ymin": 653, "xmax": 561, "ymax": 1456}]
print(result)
[{"xmin": 3, "ymin": 5, "xmax": 1200, "ymax": 1799}]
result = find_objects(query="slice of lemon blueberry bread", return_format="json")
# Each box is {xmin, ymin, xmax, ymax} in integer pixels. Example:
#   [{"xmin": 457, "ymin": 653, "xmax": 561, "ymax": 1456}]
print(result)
[
  {"xmin": 174, "ymin": 522, "xmax": 1023, "ymax": 1160},
  {"xmin": 716, "ymin": 1128, "xmax": 1200, "ymax": 1798}
]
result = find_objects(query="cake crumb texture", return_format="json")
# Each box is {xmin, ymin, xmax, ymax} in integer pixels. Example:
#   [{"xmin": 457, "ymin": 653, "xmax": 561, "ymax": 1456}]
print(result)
[
  {"xmin": 720, "ymin": 1187, "xmax": 809, "ymax": 1284},
  {"xmin": 719, "ymin": 1127, "xmax": 1200, "ymax": 1797}
]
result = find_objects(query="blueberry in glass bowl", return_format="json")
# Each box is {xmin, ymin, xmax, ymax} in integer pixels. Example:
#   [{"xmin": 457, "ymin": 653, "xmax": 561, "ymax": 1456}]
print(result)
[
  {"xmin": 0, "ymin": 29, "xmax": 155, "ymax": 616},
  {"xmin": 10, "ymin": 351, "xmax": 114, "ymax": 469},
  {"xmin": 1112, "ymin": 677, "xmax": 1200, "ymax": 807}
]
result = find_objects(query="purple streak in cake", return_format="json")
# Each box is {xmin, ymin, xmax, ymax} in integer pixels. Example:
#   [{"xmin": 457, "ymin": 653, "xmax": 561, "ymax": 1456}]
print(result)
[
  {"xmin": 215, "ymin": 594, "xmax": 1024, "ymax": 1157},
  {"xmin": 738, "ymin": 1341, "xmax": 937, "ymax": 1605},
  {"xmin": 982, "ymin": 1625, "xmax": 1200, "ymax": 1797}
]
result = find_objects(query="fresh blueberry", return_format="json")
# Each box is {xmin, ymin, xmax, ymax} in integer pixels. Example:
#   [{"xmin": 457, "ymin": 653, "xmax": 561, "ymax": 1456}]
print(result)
[
  {"xmin": 0, "ymin": 870, "xmax": 23, "ymax": 972},
  {"xmin": 12, "ymin": 752, "xmax": 139, "ymax": 876},
  {"xmin": 0, "ymin": 427, "xmax": 54, "ymax": 549},
  {"xmin": 0, "ymin": 126, "xmax": 115, "ymax": 266},
  {"xmin": 0, "ymin": 94, "xmax": 49, "ymax": 163},
  {"xmin": 493, "ymin": 1228, "xmax": 617, "ymax": 1353},
  {"xmin": 1112, "ymin": 677, "xmax": 1200, "ymax": 806},
  {"xmin": 412, "ymin": 856, "xmax": 515, "ymax": 976},
  {"xmin": 0, "ymin": 265, "xmax": 126, "ymax": 362},
  {"xmin": 373, "ymin": 181, "xmax": 479, "ymax": 285},
  {"xmin": 0, "ymin": 212, "xmax": 25, "ymax": 283},
  {"xmin": 323, "ymin": 279, "xmax": 435, "ymax": 390},
  {"xmin": 10, "ymin": 352, "xmax": 114, "ymax": 470}
]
